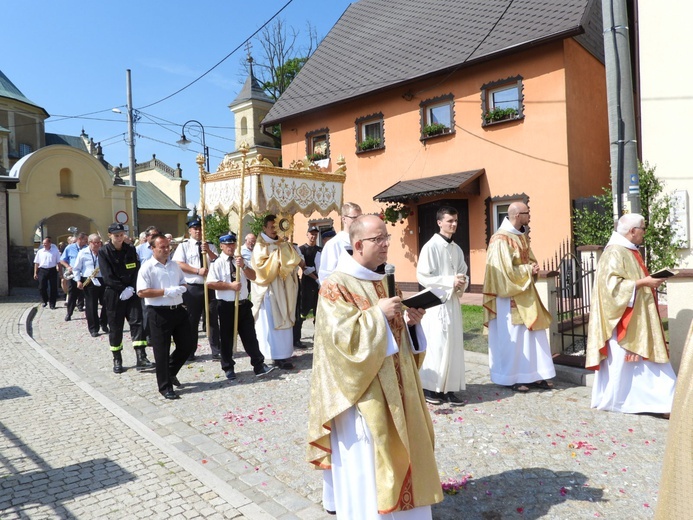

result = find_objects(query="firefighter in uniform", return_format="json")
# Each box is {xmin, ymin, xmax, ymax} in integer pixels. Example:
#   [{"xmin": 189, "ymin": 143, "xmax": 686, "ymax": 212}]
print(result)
[
  {"xmin": 172, "ymin": 218, "xmax": 220, "ymax": 360},
  {"xmin": 99, "ymin": 223, "xmax": 153, "ymax": 373}
]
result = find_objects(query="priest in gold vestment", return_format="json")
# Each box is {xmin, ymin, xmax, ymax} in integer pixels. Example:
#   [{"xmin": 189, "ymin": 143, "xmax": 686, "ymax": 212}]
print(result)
[
  {"xmin": 656, "ymin": 321, "xmax": 693, "ymax": 518},
  {"xmin": 482, "ymin": 202, "xmax": 555, "ymax": 392},
  {"xmin": 586, "ymin": 213, "xmax": 676, "ymax": 414},
  {"xmin": 307, "ymin": 215, "xmax": 443, "ymax": 519},
  {"xmin": 251, "ymin": 214, "xmax": 302, "ymax": 369}
]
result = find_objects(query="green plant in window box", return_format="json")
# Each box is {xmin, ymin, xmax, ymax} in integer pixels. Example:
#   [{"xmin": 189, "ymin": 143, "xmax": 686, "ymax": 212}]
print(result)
[
  {"xmin": 423, "ymin": 123, "xmax": 449, "ymax": 137},
  {"xmin": 307, "ymin": 152, "xmax": 327, "ymax": 162},
  {"xmin": 358, "ymin": 136, "xmax": 381, "ymax": 151},
  {"xmin": 484, "ymin": 106, "xmax": 518, "ymax": 124},
  {"xmin": 380, "ymin": 202, "xmax": 413, "ymax": 226}
]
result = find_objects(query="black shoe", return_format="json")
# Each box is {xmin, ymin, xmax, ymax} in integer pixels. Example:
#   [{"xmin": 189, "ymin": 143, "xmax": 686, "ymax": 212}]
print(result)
[
  {"xmin": 444, "ymin": 392, "xmax": 465, "ymax": 407},
  {"xmin": 187, "ymin": 353, "xmax": 196, "ymax": 362},
  {"xmin": 135, "ymin": 349, "xmax": 155, "ymax": 368},
  {"xmin": 64, "ymin": 315, "xmax": 71, "ymax": 321},
  {"xmin": 225, "ymin": 369, "xmax": 236, "ymax": 381},
  {"xmin": 424, "ymin": 390, "xmax": 443, "ymax": 405},
  {"xmin": 50, "ymin": 306, "xmax": 56, "ymax": 310},
  {"xmin": 162, "ymin": 390, "xmax": 180, "ymax": 400},
  {"xmin": 274, "ymin": 360, "xmax": 295, "ymax": 370},
  {"xmin": 294, "ymin": 341, "xmax": 309, "ymax": 349},
  {"xmin": 78, "ymin": 306, "xmax": 84, "ymax": 312},
  {"xmin": 90, "ymin": 332, "xmax": 99, "ymax": 338},
  {"xmin": 171, "ymin": 375, "xmax": 182, "ymax": 387},
  {"xmin": 113, "ymin": 353, "xmax": 124, "ymax": 374},
  {"xmin": 255, "ymin": 364, "xmax": 277, "ymax": 377},
  {"xmin": 101, "ymin": 325, "xmax": 109, "ymax": 333},
  {"xmin": 41, "ymin": 303, "xmax": 47, "ymax": 308},
  {"xmin": 212, "ymin": 353, "xmax": 221, "ymax": 360}
]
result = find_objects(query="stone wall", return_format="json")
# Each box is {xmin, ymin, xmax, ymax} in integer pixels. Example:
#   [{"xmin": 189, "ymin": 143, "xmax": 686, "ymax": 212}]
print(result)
[{"xmin": 9, "ymin": 245, "xmax": 37, "ymax": 289}]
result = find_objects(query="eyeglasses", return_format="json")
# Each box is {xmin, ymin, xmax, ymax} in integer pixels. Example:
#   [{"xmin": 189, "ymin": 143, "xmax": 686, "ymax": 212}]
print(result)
[
  {"xmin": 342, "ymin": 214, "xmax": 360, "ymax": 220},
  {"xmin": 635, "ymin": 226, "xmax": 647, "ymax": 231},
  {"xmin": 518, "ymin": 212, "xmax": 530, "ymax": 215},
  {"xmin": 360, "ymin": 234, "xmax": 391, "ymax": 246}
]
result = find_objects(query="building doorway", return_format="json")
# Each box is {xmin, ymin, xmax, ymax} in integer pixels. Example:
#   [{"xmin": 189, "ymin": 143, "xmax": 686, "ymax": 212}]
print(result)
[{"xmin": 417, "ymin": 199, "xmax": 470, "ymax": 282}]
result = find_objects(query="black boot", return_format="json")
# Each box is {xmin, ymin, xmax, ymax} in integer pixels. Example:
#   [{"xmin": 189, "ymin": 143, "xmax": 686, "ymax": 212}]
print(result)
[
  {"xmin": 112, "ymin": 351, "xmax": 124, "ymax": 374},
  {"xmin": 135, "ymin": 347, "xmax": 154, "ymax": 368}
]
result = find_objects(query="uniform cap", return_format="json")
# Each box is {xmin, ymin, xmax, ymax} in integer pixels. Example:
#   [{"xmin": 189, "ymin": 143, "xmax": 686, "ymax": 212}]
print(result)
[
  {"xmin": 187, "ymin": 218, "xmax": 202, "ymax": 228},
  {"xmin": 308, "ymin": 226, "xmax": 320, "ymax": 233},
  {"xmin": 219, "ymin": 233, "xmax": 237, "ymax": 244},
  {"xmin": 321, "ymin": 228, "xmax": 336, "ymax": 240},
  {"xmin": 108, "ymin": 223, "xmax": 125, "ymax": 234}
]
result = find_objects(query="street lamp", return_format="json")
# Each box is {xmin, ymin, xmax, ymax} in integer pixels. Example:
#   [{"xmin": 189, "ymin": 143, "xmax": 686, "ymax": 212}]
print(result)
[{"xmin": 177, "ymin": 120, "xmax": 209, "ymax": 172}]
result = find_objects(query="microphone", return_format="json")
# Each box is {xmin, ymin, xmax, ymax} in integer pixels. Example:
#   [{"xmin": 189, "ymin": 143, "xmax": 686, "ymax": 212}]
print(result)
[{"xmin": 384, "ymin": 263, "xmax": 396, "ymax": 297}]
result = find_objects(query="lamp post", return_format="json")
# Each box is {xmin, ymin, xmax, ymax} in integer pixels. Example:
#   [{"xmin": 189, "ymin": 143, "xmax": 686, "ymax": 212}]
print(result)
[{"xmin": 177, "ymin": 120, "xmax": 209, "ymax": 173}]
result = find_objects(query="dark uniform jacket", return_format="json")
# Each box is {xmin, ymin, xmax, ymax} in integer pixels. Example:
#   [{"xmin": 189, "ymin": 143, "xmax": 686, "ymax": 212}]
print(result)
[{"xmin": 99, "ymin": 241, "xmax": 140, "ymax": 293}]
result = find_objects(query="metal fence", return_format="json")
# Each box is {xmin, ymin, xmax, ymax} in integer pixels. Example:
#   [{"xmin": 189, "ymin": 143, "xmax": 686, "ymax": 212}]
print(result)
[{"xmin": 545, "ymin": 240, "xmax": 597, "ymax": 359}]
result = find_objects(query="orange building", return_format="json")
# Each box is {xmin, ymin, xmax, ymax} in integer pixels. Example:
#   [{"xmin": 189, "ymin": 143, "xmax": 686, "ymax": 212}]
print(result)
[{"xmin": 262, "ymin": 0, "xmax": 610, "ymax": 290}]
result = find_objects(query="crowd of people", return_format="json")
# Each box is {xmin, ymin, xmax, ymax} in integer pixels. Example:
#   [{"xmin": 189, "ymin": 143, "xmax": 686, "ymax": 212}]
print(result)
[{"xmin": 33, "ymin": 202, "xmax": 690, "ymax": 517}]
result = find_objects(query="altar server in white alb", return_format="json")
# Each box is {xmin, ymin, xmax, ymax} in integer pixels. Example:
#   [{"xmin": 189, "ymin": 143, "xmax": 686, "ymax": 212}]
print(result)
[
  {"xmin": 416, "ymin": 206, "xmax": 468, "ymax": 406},
  {"xmin": 318, "ymin": 202, "xmax": 362, "ymax": 283}
]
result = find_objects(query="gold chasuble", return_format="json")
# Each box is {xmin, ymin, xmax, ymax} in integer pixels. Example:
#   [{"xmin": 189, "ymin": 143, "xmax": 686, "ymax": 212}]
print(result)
[
  {"xmin": 482, "ymin": 225, "xmax": 551, "ymax": 331},
  {"xmin": 250, "ymin": 233, "xmax": 301, "ymax": 329},
  {"xmin": 656, "ymin": 322, "xmax": 693, "ymax": 519},
  {"xmin": 307, "ymin": 271, "xmax": 443, "ymax": 514},
  {"xmin": 585, "ymin": 240, "xmax": 669, "ymax": 370}
]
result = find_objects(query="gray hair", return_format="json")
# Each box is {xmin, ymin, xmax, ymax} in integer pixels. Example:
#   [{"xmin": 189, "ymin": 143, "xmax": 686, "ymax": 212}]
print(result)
[
  {"xmin": 616, "ymin": 213, "xmax": 644, "ymax": 235},
  {"xmin": 88, "ymin": 233, "xmax": 101, "ymax": 243}
]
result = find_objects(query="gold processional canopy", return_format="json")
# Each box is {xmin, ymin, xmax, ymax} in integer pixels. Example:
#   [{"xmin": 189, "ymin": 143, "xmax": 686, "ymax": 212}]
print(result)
[{"xmin": 199, "ymin": 153, "xmax": 347, "ymax": 237}]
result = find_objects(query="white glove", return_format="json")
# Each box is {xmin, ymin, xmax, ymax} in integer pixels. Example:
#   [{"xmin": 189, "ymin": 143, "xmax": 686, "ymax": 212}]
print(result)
[
  {"xmin": 92, "ymin": 278, "xmax": 101, "ymax": 287},
  {"xmin": 119, "ymin": 286, "xmax": 135, "ymax": 301},
  {"xmin": 163, "ymin": 286, "xmax": 187, "ymax": 298}
]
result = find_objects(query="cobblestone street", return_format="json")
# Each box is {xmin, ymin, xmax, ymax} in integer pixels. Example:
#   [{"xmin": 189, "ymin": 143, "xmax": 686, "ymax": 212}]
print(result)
[{"xmin": 1, "ymin": 291, "xmax": 668, "ymax": 518}]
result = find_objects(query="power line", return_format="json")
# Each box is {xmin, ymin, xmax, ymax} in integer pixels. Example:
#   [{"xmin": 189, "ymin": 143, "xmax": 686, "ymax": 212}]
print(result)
[{"xmin": 137, "ymin": 0, "xmax": 295, "ymax": 110}]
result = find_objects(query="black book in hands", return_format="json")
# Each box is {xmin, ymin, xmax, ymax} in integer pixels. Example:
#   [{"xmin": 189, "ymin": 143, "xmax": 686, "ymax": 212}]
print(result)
[
  {"xmin": 401, "ymin": 287, "xmax": 445, "ymax": 310},
  {"xmin": 650, "ymin": 268, "xmax": 678, "ymax": 279}
]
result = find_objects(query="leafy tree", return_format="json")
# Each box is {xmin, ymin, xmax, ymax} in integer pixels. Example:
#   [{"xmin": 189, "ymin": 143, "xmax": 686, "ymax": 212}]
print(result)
[
  {"xmin": 253, "ymin": 19, "xmax": 317, "ymax": 101},
  {"xmin": 573, "ymin": 186, "xmax": 614, "ymax": 247},
  {"xmin": 248, "ymin": 212, "xmax": 270, "ymax": 237},
  {"xmin": 639, "ymin": 162, "xmax": 682, "ymax": 272},
  {"xmin": 204, "ymin": 211, "xmax": 231, "ymax": 250},
  {"xmin": 572, "ymin": 162, "xmax": 682, "ymax": 272}
]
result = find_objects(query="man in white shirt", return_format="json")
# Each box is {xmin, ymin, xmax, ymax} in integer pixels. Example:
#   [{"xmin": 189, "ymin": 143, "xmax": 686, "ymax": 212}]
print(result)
[
  {"xmin": 172, "ymin": 218, "xmax": 220, "ymax": 360},
  {"xmin": 318, "ymin": 202, "xmax": 362, "ymax": 283},
  {"xmin": 207, "ymin": 233, "xmax": 276, "ymax": 380},
  {"xmin": 137, "ymin": 234, "xmax": 194, "ymax": 400},
  {"xmin": 33, "ymin": 236, "xmax": 60, "ymax": 309}
]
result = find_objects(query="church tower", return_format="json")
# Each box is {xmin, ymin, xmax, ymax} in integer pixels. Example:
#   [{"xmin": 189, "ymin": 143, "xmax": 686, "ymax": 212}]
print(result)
[{"xmin": 225, "ymin": 55, "xmax": 280, "ymax": 166}]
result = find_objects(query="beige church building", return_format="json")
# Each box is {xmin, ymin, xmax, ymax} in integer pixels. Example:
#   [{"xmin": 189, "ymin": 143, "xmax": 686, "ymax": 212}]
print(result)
[{"xmin": 0, "ymin": 69, "xmax": 188, "ymax": 293}]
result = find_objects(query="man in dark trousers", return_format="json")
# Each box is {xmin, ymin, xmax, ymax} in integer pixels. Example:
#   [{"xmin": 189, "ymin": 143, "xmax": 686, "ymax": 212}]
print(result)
[
  {"xmin": 99, "ymin": 223, "xmax": 153, "ymax": 373},
  {"xmin": 137, "ymin": 234, "xmax": 194, "ymax": 400},
  {"xmin": 293, "ymin": 226, "xmax": 321, "ymax": 348},
  {"xmin": 172, "ymin": 218, "xmax": 220, "ymax": 360},
  {"xmin": 207, "ymin": 233, "xmax": 275, "ymax": 380}
]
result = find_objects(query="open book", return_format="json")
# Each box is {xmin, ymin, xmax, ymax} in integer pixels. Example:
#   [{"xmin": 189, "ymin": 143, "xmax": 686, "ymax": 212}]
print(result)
[
  {"xmin": 402, "ymin": 287, "xmax": 446, "ymax": 310},
  {"xmin": 650, "ymin": 268, "xmax": 678, "ymax": 279}
]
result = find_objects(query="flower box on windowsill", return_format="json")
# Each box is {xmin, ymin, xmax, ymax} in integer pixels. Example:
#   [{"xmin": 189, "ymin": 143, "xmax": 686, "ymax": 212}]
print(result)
[
  {"xmin": 482, "ymin": 107, "xmax": 521, "ymax": 127},
  {"xmin": 421, "ymin": 124, "xmax": 453, "ymax": 141}
]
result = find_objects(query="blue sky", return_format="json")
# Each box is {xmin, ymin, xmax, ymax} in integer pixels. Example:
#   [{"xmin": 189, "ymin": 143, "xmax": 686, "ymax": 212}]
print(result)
[{"xmin": 3, "ymin": 0, "xmax": 353, "ymax": 208}]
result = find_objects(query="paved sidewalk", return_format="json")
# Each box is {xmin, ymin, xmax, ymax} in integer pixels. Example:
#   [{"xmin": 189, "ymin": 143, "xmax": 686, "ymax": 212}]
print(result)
[{"xmin": 2, "ymin": 289, "xmax": 669, "ymax": 518}]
